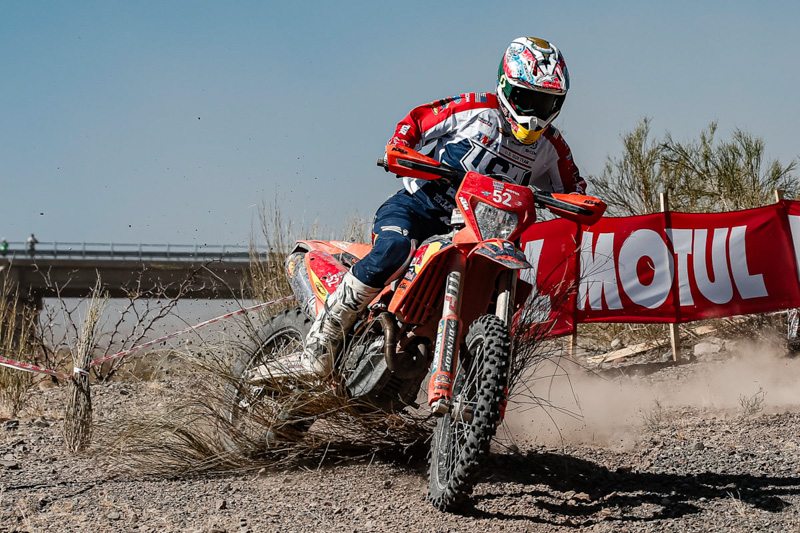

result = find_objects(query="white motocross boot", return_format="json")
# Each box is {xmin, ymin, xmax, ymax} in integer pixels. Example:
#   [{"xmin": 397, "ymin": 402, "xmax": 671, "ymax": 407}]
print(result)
[{"xmin": 302, "ymin": 271, "xmax": 382, "ymax": 377}]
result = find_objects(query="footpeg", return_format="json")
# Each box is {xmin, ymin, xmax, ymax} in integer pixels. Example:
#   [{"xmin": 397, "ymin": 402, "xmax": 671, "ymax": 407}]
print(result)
[{"xmin": 430, "ymin": 399, "xmax": 450, "ymax": 416}]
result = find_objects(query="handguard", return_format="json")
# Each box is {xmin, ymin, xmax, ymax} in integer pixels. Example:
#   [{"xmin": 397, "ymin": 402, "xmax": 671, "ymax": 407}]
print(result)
[
  {"xmin": 535, "ymin": 191, "xmax": 607, "ymax": 226},
  {"xmin": 377, "ymin": 145, "xmax": 460, "ymax": 181}
]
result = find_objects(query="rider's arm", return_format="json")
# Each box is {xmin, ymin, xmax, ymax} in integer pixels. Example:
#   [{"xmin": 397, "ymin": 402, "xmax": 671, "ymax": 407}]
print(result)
[
  {"xmin": 541, "ymin": 127, "xmax": 586, "ymax": 194},
  {"xmin": 388, "ymin": 94, "xmax": 497, "ymax": 151}
]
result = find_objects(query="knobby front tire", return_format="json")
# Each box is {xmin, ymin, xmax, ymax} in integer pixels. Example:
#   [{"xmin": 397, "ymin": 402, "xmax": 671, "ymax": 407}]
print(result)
[{"xmin": 428, "ymin": 314, "xmax": 511, "ymax": 512}]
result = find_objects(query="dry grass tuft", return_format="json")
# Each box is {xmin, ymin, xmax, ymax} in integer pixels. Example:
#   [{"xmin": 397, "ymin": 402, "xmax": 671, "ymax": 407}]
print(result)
[
  {"xmin": 73, "ymin": 205, "xmax": 385, "ymax": 475},
  {"xmin": 726, "ymin": 490, "xmax": 753, "ymax": 518},
  {"xmin": 94, "ymin": 344, "xmax": 431, "ymax": 476},
  {"xmin": 64, "ymin": 275, "xmax": 108, "ymax": 453},
  {"xmin": 247, "ymin": 201, "xmax": 294, "ymax": 311},
  {"xmin": 63, "ymin": 278, "xmax": 108, "ymax": 452},
  {"xmin": 246, "ymin": 201, "xmax": 369, "ymax": 321}
]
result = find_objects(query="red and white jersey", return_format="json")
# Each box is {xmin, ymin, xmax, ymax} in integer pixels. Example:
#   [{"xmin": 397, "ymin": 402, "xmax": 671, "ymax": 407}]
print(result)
[{"xmin": 389, "ymin": 92, "xmax": 585, "ymax": 217}]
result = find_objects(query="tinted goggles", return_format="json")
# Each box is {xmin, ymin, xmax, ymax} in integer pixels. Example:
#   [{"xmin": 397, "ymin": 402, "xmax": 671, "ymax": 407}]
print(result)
[{"xmin": 506, "ymin": 86, "xmax": 565, "ymax": 122}]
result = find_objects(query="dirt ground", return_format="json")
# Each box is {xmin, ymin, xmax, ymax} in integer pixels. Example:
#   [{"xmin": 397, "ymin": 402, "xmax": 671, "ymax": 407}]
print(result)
[{"xmin": 3, "ymin": 339, "xmax": 800, "ymax": 533}]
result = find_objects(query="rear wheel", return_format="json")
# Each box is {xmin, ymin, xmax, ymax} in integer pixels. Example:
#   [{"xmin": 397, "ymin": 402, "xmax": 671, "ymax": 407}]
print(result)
[
  {"xmin": 428, "ymin": 314, "xmax": 510, "ymax": 511},
  {"xmin": 225, "ymin": 307, "xmax": 312, "ymax": 442}
]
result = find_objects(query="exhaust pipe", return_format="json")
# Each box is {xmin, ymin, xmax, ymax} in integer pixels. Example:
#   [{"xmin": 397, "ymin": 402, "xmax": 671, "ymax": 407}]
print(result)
[
  {"xmin": 377, "ymin": 312, "xmax": 428, "ymax": 379},
  {"xmin": 377, "ymin": 312, "xmax": 397, "ymax": 370}
]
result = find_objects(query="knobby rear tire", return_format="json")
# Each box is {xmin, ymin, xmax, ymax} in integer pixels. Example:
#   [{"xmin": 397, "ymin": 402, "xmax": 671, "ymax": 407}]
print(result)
[
  {"xmin": 428, "ymin": 314, "xmax": 510, "ymax": 512},
  {"xmin": 225, "ymin": 307, "xmax": 311, "ymax": 426}
]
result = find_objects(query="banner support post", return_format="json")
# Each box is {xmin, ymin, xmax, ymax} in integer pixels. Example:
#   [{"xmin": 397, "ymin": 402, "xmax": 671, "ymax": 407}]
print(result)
[
  {"xmin": 776, "ymin": 189, "xmax": 785, "ymax": 203},
  {"xmin": 661, "ymin": 192, "xmax": 681, "ymax": 362},
  {"xmin": 567, "ymin": 329, "xmax": 578, "ymax": 359},
  {"xmin": 567, "ymin": 222, "xmax": 583, "ymax": 360}
]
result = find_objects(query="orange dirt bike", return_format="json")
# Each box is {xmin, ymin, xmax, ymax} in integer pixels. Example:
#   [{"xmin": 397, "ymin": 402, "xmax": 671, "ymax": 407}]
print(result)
[{"xmin": 229, "ymin": 145, "xmax": 606, "ymax": 511}]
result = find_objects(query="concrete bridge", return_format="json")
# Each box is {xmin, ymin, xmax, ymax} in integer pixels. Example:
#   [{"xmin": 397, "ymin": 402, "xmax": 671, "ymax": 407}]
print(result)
[{"xmin": 0, "ymin": 241, "xmax": 263, "ymax": 305}]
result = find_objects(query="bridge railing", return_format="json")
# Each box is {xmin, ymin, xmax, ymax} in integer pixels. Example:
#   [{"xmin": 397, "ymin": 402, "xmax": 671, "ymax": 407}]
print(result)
[{"xmin": 0, "ymin": 241, "xmax": 262, "ymax": 262}]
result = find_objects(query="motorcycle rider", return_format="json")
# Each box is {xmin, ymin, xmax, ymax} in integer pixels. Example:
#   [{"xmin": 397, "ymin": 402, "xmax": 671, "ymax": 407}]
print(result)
[{"xmin": 301, "ymin": 36, "xmax": 587, "ymax": 377}]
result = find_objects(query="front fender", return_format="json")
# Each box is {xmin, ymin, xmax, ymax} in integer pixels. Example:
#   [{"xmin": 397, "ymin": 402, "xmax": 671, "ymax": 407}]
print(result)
[{"xmin": 468, "ymin": 239, "xmax": 531, "ymax": 270}]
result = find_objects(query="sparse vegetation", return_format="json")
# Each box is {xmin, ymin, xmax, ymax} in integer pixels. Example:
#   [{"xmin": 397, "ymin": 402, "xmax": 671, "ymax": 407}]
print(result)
[
  {"xmin": 639, "ymin": 398, "xmax": 667, "ymax": 432},
  {"xmin": 86, "ymin": 205, "xmax": 413, "ymax": 472},
  {"xmin": 0, "ymin": 276, "xmax": 36, "ymax": 417},
  {"xmin": 726, "ymin": 490, "xmax": 753, "ymax": 519},
  {"xmin": 592, "ymin": 119, "xmax": 799, "ymax": 216},
  {"xmin": 738, "ymin": 385, "xmax": 766, "ymax": 419},
  {"xmin": 246, "ymin": 201, "xmax": 369, "ymax": 320}
]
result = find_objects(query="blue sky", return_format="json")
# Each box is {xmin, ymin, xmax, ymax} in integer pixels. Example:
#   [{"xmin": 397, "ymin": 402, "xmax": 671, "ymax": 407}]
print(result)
[{"xmin": 1, "ymin": 0, "xmax": 798, "ymax": 247}]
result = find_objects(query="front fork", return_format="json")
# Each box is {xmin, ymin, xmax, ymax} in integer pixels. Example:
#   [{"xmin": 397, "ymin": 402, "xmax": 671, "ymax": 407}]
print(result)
[
  {"xmin": 428, "ymin": 254, "xmax": 466, "ymax": 416},
  {"xmin": 494, "ymin": 270, "xmax": 516, "ymax": 422},
  {"xmin": 427, "ymin": 264, "xmax": 517, "ymax": 418}
]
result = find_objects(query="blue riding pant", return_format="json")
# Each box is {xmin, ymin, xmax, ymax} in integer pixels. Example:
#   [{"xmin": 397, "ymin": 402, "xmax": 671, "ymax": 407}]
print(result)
[{"xmin": 352, "ymin": 190, "xmax": 450, "ymax": 288}]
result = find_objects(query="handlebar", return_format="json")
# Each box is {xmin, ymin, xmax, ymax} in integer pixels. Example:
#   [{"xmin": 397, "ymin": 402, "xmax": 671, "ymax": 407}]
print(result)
[
  {"xmin": 377, "ymin": 154, "xmax": 561, "ymax": 209},
  {"xmin": 377, "ymin": 144, "xmax": 606, "ymax": 223}
]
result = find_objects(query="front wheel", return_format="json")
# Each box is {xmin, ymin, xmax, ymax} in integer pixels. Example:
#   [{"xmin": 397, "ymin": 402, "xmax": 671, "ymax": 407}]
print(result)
[{"xmin": 428, "ymin": 314, "xmax": 510, "ymax": 511}]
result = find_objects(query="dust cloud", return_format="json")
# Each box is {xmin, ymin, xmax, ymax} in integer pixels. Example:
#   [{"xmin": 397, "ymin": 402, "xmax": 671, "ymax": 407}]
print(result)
[{"xmin": 503, "ymin": 341, "xmax": 800, "ymax": 450}]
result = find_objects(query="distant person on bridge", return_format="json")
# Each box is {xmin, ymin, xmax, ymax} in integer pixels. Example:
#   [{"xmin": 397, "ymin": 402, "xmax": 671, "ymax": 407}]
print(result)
[
  {"xmin": 26, "ymin": 234, "xmax": 38, "ymax": 257},
  {"xmin": 0, "ymin": 239, "xmax": 7, "ymax": 257}
]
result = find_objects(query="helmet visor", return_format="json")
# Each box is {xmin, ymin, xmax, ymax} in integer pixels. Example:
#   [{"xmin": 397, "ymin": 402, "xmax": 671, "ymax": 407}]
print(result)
[{"xmin": 505, "ymin": 86, "xmax": 565, "ymax": 122}]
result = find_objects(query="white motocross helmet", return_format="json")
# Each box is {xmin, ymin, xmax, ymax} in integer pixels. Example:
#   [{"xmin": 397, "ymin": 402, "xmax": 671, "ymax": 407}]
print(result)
[{"xmin": 497, "ymin": 37, "xmax": 570, "ymax": 144}]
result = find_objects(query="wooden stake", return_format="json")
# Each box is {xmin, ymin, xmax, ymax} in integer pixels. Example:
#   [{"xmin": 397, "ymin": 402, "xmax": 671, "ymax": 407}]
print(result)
[
  {"xmin": 661, "ymin": 192, "xmax": 681, "ymax": 362},
  {"xmin": 567, "ymin": 327, "xmax": 578, "ymax": 359}
]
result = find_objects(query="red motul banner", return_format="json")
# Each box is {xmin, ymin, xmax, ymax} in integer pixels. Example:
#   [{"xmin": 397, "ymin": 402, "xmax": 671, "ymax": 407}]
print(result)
[{"xmin": 519, "ymin": 201, "xmax": 800, "ymax": 336}]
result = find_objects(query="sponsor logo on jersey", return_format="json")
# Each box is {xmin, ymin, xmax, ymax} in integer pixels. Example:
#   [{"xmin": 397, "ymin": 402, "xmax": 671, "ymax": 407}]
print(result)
[
  {"xmin": 499, "ymin": 145, "xmax": 533, "ymax": 166},
  {"xmin": 473, "ymin": 132, "xmax": 499, "ymax": 150}
]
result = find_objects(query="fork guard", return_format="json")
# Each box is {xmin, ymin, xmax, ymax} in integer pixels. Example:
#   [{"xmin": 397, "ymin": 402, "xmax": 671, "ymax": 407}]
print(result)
[{"xmin": 468, "ymin": 239, "xmax": 532, "ymax": 270}]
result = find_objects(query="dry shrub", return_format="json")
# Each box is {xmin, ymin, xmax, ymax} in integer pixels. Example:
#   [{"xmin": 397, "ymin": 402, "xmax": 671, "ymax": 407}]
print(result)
[
  {"xmin": 578, "ymin": 313, "xmax": 790, "ymax": 362},
  {"xmin": 31, "ymin": 263, "xmax": 205, "ymax": 382},
  {"xmin": 592, "ymin": 119, "xmax": 798, "ymax": 217},
  {"xmin": 0, "ymin": 277, "xmax": 36, "ymax": 416},
  {"xmin": 508, "ymin": 276, "xmax": 586, "ymax": 429},
  {"xmin": 738, "ymin": 386, "xmax": 766, "ymax": 420},
  {"xmin": 711, "ymin": 314, "xmax": 787, "ymax": 351},
  {"xmin": 246, "ymin": 202, "xmax": 294, "ymax": 307},
  {"xmin": 638, "ymin": 398, "xmax": 667, "ymax": 433},
  {"xmin": 578, "ymin": 322, "xmax": 673, "ymax": 352},
  {"xmin": 246, "ymin": 201, "xmax": 369, "ymax": 321}
]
